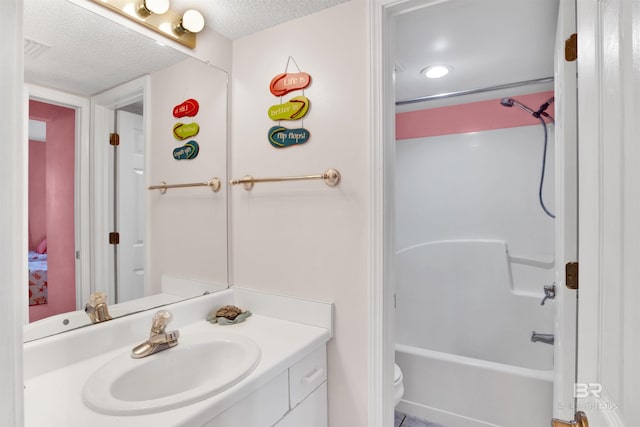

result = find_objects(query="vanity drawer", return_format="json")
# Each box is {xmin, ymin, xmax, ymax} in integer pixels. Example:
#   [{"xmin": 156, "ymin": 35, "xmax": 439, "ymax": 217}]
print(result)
[{"xmin": 289, "ymin": 345, "xmax": 327, "ymax": 408}]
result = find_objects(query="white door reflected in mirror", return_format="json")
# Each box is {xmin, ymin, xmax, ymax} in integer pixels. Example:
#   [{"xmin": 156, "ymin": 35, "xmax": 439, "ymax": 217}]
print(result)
[{"xmin": 115, "ymin": 110, "xmax": 145, "ymax": 302}]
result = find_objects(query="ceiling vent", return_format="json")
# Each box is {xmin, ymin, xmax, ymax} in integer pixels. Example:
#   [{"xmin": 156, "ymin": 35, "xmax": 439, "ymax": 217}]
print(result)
[{"xmin": 24, "ymin": 38, "xmax": 51, "ymax": 59}]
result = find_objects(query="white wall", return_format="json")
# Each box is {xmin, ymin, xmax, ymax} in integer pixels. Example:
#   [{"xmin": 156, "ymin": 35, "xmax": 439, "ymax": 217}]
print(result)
[
  {"xmin": 148, "ymin": 58, "xmax": 229, "ymax": 291},
  {"xmin": 0, "ymin": 0, "xmax": 25, "ymax": 424},
  {"xmin": 230, "ymin": 1, "xmax": 370, "ymax": 425},
  {"xmin": 396, "ymin": 125, "xmax": 556, "ymax": 295}
]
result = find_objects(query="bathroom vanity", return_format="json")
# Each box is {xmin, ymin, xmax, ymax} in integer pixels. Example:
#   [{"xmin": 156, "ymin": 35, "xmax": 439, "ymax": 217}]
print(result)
[{"xmin": 23, "ymin": 287, "xmax": 332, "ymax": 426}]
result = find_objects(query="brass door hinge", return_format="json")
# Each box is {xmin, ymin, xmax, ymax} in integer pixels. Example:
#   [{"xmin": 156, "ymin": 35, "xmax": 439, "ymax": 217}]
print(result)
[
  {"xmin": 109, "ymin": 232, "xmax": 120, "ymax": 245},
  {"xmin": 566, "ymin": 262, "xmax": 579, "ymax": 290},
  {"xmin": 565, "ymin": 33, "xmax": 577, "ymax": 62},
  {"xmin": 553, "ymin": 411, "xmax": 589, "ymax": 427},
  {"xmin": 109, "ymin": 133, "xmax": 120, "ymax": 146}
]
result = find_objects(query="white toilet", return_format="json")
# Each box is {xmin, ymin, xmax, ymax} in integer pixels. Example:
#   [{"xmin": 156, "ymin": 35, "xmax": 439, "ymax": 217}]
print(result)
[{"xmin": 394, "ymin": 363, "xmax": 405, "ymax": 406}]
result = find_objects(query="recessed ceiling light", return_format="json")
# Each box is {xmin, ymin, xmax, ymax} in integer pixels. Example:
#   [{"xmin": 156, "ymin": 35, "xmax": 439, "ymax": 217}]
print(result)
[{"xmin": 422, "ymin": 65, "xmax": 450, "ymax": 79}]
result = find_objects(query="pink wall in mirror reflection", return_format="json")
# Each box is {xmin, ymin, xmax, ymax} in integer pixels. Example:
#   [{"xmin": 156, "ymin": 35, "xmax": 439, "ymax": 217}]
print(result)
[{"xmin": 28, "ymin": 100, "xmax": 76, "ymax": 321}]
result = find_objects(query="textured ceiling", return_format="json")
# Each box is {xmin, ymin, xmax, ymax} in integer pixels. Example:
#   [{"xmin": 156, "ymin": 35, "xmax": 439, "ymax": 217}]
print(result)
[
  {"xmin": 394, "ymin": 0, "xmax": 559, "ymax": 110},
  {"xmin": 171, "ymin": 0, "xmax": 350, "ymax": 40},
  {"xmin": 24, "ymin": 0, "xmax": 189, "ymax": 96}
]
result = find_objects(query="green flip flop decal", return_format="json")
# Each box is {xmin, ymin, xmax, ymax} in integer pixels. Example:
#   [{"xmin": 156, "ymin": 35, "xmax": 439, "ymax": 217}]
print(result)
[
  {"xmin": 173, "ymin": 122, "xmax": 200, "ymax": 140},
  {"xmin": 268, "ymin": 126, "xmax": 310, "ymax": 148},
  {"xmin": 268, "ymin": 96, "xmax": 310, "ymax": 121}
]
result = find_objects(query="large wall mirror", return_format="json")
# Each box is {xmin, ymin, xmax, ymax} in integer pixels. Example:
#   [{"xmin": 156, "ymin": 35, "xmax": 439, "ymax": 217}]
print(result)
[{"xmin": 24, "ymin": 0, "xmax": 229, "ymax": 341}]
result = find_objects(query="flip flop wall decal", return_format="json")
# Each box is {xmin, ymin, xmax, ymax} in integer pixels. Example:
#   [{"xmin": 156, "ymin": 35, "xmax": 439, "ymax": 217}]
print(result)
[
  {"xmin": 173, "ymin": 141, "xmax": 199, "ymax": 160},
  {"xmin": 268, "ymin": 96, "xmax": 310, "ymax": 121},
  {"xmin": 173, "ymin": 99, "xmax": 200, "ymax": 118},
  {"xmin": 269, "ymin": 72, "xmax": 312, "ymax": 97},
  {"xmin": 268, "ymin": 126, "xmax": 310, "ymax": 148},
  {"xmin": 173, "ymin": 122, "xmax": 200, "ymax": 140}
]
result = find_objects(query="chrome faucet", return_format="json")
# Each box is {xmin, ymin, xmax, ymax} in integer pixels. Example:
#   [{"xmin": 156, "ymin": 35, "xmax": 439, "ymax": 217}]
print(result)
[
  {"xmin": 540, "ymin": 284, "xmax": 556, "ymax": 305},
  {"xmin": 531, "ymin": 331, "xmax": 554, "ymax": 345},
  {"xmin": 84, "ymin": 292, "xmax": 113, "ymax": 324},
  {"xmin": 131, "ymin": 310, "xmax": 180, "ymax": 359}
]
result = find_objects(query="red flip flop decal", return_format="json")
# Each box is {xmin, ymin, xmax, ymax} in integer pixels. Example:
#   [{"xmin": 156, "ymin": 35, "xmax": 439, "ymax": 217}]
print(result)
[
  {"xmin": 269, "ymin": 72, "xmax": 311, "ymax": 97},
  {"xmin": 173, "ymin": 99, "xmax": 200, "ymax": 118}
]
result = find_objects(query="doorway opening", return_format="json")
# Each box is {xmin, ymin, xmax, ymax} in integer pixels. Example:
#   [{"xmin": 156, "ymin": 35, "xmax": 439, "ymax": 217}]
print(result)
[{"xmin": 370, "ymin": 0, "xmax": 578, "ymax": 425}]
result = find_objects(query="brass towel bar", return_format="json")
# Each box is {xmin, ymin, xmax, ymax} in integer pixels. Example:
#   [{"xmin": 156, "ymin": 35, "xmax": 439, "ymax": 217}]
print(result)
[
  {"xmin": 148, "ymin": 178, "xmax": 221, "ymax": 194},
  {"xmin": 229, "ymin": 169, "xmax": 341, "ymax": 191}
]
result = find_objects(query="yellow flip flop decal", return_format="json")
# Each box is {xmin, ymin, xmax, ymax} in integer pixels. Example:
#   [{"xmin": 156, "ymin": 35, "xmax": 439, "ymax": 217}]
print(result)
[
  {"xmin": 267, "ymin": 96, "xmax": 310, "ymax": 121},
  {"xmin": 173, "ymin": 122, "xmax": 200, "ymax": 140}
]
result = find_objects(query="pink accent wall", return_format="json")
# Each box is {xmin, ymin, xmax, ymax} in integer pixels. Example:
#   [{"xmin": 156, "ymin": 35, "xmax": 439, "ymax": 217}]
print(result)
[
  {"xmin": 28, "ymin": 140, "xmax": 47, "ymax": 251},
  {"xmin": 28, "ymin": 100, "xmax": 76, "ymax": 321},
  {"xmin": 396, "ymin": 91, "xmax": 555, "ymax": 140}
]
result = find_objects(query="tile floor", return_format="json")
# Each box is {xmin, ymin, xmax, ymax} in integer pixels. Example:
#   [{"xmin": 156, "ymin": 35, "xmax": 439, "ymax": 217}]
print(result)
[{"xmin": 394, "ymin": 411, "xmax": 446, "ymax": 427}]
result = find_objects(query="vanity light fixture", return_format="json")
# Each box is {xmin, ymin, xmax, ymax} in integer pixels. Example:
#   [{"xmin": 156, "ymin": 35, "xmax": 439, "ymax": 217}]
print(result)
[
  {"xmin": 174, "ymin": 10, "xmax": 205, "ymax": 34},
  {"xmin": 90, "ymin": 0, "xmax": 205, "ymax": 49},
  {"xmin": 421, "ymin": 65, "xmax": 451, "ymax": 79}
]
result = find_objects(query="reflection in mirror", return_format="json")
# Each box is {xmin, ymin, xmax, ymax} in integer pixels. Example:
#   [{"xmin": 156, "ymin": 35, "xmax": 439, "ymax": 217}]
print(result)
[{"xmin": 24, "ymin": 0, "xmax": 228, "ymax": 342}]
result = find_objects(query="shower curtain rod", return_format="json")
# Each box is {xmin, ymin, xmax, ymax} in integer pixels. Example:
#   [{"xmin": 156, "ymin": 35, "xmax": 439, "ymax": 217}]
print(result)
[{"xmin": 396, "ymin": 76, "xmax": 554, "ymax": 106}]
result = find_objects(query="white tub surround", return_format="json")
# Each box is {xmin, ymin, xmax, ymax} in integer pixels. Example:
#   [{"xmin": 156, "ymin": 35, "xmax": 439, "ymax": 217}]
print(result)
[
  {"xmin": 395, "ymin": 239, "xmax": 554, "ymax": 426},
  {"xmin": 24, "ymin": 288, "xmax": 333, "ymax": 426}
]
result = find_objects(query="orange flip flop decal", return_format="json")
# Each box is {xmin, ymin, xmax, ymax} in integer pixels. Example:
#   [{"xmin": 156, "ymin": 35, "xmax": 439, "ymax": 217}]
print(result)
[{"xmin": 269, "ymin": 72, "xmax": 311, "ymax": 97}]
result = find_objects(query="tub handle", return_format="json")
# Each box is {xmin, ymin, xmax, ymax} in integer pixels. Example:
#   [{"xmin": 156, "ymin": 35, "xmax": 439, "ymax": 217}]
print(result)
[{"xmin": 540, "ymin": 284, "xmax": 556, "ymax": 305}]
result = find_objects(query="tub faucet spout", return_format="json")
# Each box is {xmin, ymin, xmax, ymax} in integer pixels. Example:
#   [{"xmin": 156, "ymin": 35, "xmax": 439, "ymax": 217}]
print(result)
[{"xmin": 531, "ymin": 331, "xmax": 554, "ymax": 345}]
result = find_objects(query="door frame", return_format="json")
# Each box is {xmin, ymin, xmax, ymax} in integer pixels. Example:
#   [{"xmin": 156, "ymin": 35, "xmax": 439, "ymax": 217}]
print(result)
[
  {"xmin": 369, "ymin": 0, "xmax": 581, "ymax": 425},
  {"xmin": 90, "ymin": 76, "xmax": 150, "ymax": 302},
  {"xmin": 369, "ymin": 1, "xmax": 449, "ymax": 425},
  {"xmin": 575, "ymin": 0, "xmax": 638, "ymax": 425},
  {"xmin": 1, "ymin": 0, "xmax": 25, "ymax": 422},
  {"xmin": 26, "ymin": 84, "xmax": 91, "ymax": 312}
]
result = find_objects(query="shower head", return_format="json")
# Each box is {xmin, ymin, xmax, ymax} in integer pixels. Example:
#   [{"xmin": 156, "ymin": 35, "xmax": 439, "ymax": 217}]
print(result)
[
  {"xmin": 499, "ymin": 97, "xmax": 536, "ymax": 116},
  {"xmin": 500, "ymin": 98, "xmax": 514, "ymax": 107}
]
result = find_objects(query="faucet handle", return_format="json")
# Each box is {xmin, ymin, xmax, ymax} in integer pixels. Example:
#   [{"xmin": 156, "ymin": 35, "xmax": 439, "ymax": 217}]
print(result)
[
  {"xmin": 151, "ymin": 310, "xmax": 173, "ymax": 333},
  {"xmin": 540, "ymin": 283, "xmax": 556, "ymax": 305},
  {"xmin": 88, "ymin": 291, "xmax": 108, "ymax": 306}
]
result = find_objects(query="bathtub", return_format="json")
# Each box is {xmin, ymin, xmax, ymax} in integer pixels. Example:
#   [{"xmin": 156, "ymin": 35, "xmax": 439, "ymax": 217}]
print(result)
[
  {"xmin": 396, "ymin": 345, "xmax": 553, "ymax": 427},
  {"xmin": 395, "ymin": 240, "xmax": 554, "ymax": 427}
]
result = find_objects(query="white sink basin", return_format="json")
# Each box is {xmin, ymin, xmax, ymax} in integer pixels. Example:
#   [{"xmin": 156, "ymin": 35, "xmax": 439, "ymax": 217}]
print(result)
[{"xmin": 82, "ymin": 334, "xmax": 261, "ymax": 415}]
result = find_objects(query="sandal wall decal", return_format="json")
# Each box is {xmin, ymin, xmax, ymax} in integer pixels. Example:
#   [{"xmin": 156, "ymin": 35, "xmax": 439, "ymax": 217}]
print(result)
[
  {"xmin": 269, "ymin": 72, "xmax": 312, "ymax": 97},
  {"xmin": 268, "ymin": 126, "xmax": 311, "ymax": 148},
  {"xmin": 267, "ymin": 96, "xmax": 310, "ymax": 121}
]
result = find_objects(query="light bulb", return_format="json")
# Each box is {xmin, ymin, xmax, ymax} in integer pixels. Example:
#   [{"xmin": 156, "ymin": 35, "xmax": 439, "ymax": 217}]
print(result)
[
  {"xmin": 179, "ymin": 9, "xmax": 205, "ymax": 33},
  {"xmin": 137, "ymin": 0, "xmax": 169, "ymax": 17}
]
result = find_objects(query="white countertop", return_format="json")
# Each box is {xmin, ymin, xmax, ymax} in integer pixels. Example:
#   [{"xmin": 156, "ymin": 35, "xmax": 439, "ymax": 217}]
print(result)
[{"xmin": 24, "ymin": 290, "xmax": 331, "ymax": 426}]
